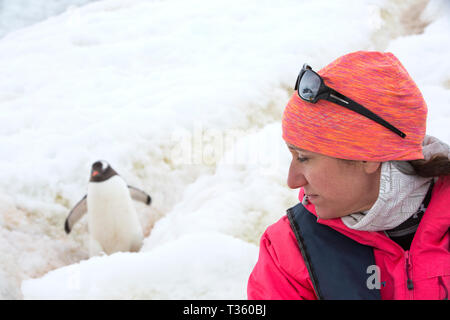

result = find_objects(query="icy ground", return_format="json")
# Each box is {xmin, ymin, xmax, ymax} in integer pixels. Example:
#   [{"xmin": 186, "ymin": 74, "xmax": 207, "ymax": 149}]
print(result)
[{"xmin": 0, "ymin": 0, "xmax": 99, "ymax": 39}]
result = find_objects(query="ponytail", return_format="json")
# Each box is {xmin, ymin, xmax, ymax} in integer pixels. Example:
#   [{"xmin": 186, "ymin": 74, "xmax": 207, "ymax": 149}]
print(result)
[{"xmin": 407, "ymin": 154, "xmax": 450, "ymax": 178}]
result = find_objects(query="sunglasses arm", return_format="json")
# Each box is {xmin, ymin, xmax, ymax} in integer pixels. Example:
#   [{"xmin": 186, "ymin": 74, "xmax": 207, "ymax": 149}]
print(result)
[{"xmin": 327, "ymin": 88, "xmax": 407, "ymax": 138}]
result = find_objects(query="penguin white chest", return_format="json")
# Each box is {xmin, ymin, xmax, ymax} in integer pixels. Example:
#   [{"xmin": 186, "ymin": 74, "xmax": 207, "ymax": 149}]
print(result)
[{"xmin": 87, "ymin": 176, "xmax": 143, "ymax": 255}]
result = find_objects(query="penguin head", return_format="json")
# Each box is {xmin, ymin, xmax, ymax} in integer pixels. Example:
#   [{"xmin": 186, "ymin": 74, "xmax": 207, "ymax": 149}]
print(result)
[{"xmin": 90, "ymin": 160, "xmax": 118, "ymax": 182}]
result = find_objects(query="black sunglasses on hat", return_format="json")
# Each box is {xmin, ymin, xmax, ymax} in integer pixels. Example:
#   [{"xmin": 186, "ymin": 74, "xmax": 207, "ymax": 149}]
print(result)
[{"xmin": 294, "ymin": 64, "xmax": 406, "ymax": 138}]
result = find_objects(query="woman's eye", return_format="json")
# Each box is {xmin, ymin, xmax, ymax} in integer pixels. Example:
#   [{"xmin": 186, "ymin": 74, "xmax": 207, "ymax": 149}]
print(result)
[{"xmin": 297, "ymin": 156, "xmax": 308, "ymax": 163}]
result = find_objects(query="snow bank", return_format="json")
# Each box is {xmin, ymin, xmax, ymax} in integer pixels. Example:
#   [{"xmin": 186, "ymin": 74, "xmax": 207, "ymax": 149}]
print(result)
[
  {"xmin": 0, "ymin": 0, "xmax": 99, "ymax": 39},
  {"xmin": 21, "ymin": 233, "xmax": 258, "ymax": 299}
]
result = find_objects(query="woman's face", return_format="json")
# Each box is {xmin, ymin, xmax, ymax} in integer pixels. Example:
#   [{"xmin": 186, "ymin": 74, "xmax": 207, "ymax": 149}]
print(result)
[{"xmin": 287, "ymin": 143, "xmax": 381, "ymax": 219}]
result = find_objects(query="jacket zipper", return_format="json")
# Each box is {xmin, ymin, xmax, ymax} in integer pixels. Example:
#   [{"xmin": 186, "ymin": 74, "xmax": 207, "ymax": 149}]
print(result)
[{"xmin": 405, "ymin": 251, "xmax": 414, "ymax": 298}]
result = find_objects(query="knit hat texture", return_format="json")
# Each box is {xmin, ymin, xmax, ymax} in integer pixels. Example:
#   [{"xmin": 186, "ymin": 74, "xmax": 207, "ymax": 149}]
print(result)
[{"xmin": 282, "ymin": 51, "xmax": 427, "ymax": 161}]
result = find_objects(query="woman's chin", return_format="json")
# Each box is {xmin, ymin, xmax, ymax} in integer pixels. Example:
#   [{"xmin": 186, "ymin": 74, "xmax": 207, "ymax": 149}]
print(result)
[{"xmin": 315, "ymin": 206, "xmax": 343, "ymax": 220}]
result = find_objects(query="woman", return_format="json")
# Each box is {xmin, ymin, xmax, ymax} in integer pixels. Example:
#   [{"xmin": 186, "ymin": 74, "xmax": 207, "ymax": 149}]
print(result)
[{"xmin": 247, "ymin": 51, "xmax": 450, "ymax": 300}]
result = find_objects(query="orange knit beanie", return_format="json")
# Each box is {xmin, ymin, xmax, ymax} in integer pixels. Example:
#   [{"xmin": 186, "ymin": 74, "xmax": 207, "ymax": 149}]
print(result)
[{"xmin": 282, "ymin": 51, "xmax": 427, "ymax": 161}]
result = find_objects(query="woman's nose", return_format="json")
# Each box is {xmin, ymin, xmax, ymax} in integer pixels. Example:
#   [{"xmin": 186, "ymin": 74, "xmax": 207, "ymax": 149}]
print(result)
[{"xmin": 287, "ymin": 160, "xmax": 308, "ymax": 189}]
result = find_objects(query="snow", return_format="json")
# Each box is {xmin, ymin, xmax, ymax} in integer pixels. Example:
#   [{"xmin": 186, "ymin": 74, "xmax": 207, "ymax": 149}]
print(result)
[
  {"xmin": 0, "ymin": 0, "xmax": 99, "ymax": 39},
  {"xmin": 21, "ymin": 233, "xmax": 258, "ymax": 299},
  {"xmin": 0, "ymin": 0, "xmax": 447, "ymax": 299}
]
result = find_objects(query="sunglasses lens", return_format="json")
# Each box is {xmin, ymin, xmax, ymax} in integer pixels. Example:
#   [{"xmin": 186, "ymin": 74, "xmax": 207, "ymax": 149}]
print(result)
[{"xmin": 299, "ymin": 70, "xmax": 321, "ymax": 102}]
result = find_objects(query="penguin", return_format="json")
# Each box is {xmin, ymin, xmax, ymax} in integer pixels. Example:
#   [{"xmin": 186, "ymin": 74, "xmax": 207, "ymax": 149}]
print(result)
[{"xmin": 64, "ymin": 160, "xmax": 151, "ymax": 257}]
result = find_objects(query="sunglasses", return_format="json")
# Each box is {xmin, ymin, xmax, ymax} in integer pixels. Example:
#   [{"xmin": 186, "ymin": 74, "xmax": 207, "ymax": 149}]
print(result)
[{"xmin": 294, "ymin": 64, "xmax": 406, "ymax": 138}]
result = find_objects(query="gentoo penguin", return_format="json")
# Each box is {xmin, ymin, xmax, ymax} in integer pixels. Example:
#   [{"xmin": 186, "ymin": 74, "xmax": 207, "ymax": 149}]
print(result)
[{"xmin": 64, "ymin": 160, "xmax": 151, "ymax": 256}]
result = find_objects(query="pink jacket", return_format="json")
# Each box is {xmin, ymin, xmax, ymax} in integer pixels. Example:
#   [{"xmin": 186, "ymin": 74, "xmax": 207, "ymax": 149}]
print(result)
[{"xmin": 247, "ymin": 175, "xmax": 450, "ymax": 300}]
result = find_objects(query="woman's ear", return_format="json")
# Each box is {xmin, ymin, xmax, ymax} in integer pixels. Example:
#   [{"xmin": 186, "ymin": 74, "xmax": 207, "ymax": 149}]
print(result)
[{"xmin": 362, "ymin": 161, "xmax": 381, "ymax": 174}]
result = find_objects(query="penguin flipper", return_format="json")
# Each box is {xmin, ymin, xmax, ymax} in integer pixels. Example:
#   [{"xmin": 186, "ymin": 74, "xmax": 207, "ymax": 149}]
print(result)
[
  {"xmin": 65, "ymin": 195, "xmax": 87, "ymax": 234},
  {"xmin": 128, "ymin": 185, "xmax": 152, "ymax": 206}
]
